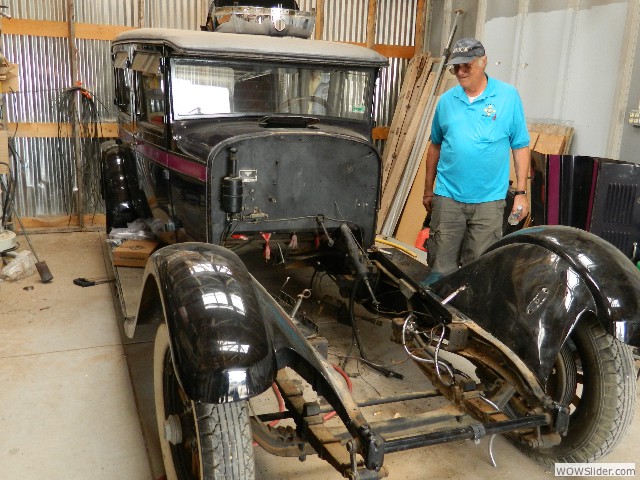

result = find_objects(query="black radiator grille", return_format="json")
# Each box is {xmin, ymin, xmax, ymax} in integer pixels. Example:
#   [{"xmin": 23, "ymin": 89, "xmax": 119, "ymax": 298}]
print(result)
[
  {"xmin": 603, "ymin": 183, "xmax": 637, "ymax": 225},
  {"xmin": 600, "ymin": 230, "xmax": 632, "ymax": 256}
]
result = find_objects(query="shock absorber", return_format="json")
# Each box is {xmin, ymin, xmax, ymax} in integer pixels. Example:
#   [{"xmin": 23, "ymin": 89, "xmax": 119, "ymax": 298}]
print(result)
[
  {"xmin": 339, "ymin": 223, "xmax": 378, "ymax": 306},
  {"xmin": 221, "ymin": 147, "xmax": 243, "ymax": 214}
]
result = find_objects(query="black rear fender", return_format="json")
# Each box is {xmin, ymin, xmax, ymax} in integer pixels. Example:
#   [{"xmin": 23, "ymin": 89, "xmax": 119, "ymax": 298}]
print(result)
[
  {"xmin": 101, "ymin": 142, "xmax": 151, "ymax": 231},
  {"xmin": 432, "ymin": 225, "xmax": 640, "ymax": 384}
]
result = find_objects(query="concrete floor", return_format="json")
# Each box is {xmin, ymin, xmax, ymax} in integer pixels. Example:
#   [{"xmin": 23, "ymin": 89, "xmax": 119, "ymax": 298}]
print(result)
[{"xmin": 1, "ymin": 230, "xmax": 639, "ymax": 480}]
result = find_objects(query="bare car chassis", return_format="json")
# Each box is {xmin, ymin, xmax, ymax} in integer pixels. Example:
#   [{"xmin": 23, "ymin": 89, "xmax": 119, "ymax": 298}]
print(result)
[{"xmin": 102, "ymin": 7, "xmax": 640, "ymax": 479}]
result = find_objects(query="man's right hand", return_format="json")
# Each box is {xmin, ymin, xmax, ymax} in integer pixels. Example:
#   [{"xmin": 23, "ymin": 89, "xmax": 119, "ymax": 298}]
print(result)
[{"xmin": 423, "ymin": 194, "xmax": 434, "ymax": 212}]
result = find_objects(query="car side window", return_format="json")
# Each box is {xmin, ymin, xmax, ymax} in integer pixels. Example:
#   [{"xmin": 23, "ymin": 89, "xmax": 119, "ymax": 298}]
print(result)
[
  {"xmin": 132, "ymin": 52, "xmax": 165, "ymax": 126},
  {"xmin": 113, "ymin": 51, "xmax": 132, "ymax": 115}
]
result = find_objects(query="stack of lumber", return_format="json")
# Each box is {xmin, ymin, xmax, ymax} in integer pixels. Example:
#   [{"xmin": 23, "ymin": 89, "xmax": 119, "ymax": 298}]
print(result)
[
  {"xmin": 377, "ymin": 54, "xmax": 457, "ymax": 235},
  {"xmin": 379, "ymin": 54, "xmax": 432, "ymax": 201}
]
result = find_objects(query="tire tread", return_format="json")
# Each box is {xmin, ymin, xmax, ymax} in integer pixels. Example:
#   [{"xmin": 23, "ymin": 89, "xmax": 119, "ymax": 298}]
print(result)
[
  {"xmin": 196, "ymin": 401, "xmax": 255, "ymax": 480},
  {"xmin": 523, "ymin": 316, "xmax": 636, "ymax": 467}
]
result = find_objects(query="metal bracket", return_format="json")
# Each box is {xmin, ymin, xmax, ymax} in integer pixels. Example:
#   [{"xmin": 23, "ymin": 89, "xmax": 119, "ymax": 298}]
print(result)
[
  {"xmin": 445, "ymin": 322, "xmax": 468, "ymax": 351},
  {"xmin": 553, "ymin": 403, "xmax": 571, "ymax": 435},
  {"xmin": 470, "ymin": 423, "xmax": 486, "ymax": 445},
  {"xmin": 347, "ymin": 440, "xmax": 359, "ymax": 479},
  {"xmin": 359, "ymin": 426, "xmax": 385, "ymax": 471}
]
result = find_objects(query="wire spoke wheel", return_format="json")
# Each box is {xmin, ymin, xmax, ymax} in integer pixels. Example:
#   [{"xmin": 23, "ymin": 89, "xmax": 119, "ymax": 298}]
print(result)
[{"xmin": 154, "ymin": 323, "xmax": 256, "ymax": 480}]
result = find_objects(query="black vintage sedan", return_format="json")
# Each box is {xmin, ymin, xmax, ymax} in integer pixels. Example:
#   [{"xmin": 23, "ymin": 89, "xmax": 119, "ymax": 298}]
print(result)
[{"xmin": 101, "ymin": 5, "xmax": 639, "ymax": 480}]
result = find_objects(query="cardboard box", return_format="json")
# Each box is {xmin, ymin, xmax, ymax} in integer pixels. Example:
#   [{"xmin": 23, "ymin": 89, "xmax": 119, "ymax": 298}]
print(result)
[
  {"xmin": 112, "ymin": 239, "xmax": 159, "ymax": 268},
  {"xmin": 0, "ymin": 61, "xmax": 19, "ymax": 94}
]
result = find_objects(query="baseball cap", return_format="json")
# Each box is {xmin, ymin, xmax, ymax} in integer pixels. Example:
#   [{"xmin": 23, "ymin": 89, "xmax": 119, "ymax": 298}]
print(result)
[{"xmin": 447, "ymin": 38, "xmax": 485, "ymax": 65}]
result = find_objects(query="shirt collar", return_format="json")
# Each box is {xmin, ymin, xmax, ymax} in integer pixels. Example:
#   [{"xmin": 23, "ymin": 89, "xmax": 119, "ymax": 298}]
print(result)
[{"xmin": 453, "ymin": 75, "xmax": 496, "ymax": 104}]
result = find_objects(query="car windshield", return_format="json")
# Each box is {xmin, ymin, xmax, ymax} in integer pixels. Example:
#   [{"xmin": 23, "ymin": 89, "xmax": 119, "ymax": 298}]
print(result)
[{"xmin": 171, "ymin": 58, "xmax": 373, "ymax": 121}]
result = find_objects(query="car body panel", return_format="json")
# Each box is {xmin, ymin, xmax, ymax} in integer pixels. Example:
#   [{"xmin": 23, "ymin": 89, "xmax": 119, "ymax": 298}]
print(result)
[{"xmin": 430, "ymin": 225, "xmax": 640, "ymax": 384}]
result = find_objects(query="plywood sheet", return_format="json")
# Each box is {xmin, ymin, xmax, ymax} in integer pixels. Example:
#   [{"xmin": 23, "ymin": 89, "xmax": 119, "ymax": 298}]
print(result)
[
  {"xmin": 533, "ymin": 133, "xmax": 566, "ymax": 155},
  {"xmin": 528, "ymin": 122, "xmax": 573, "ymax": 154},
  {"xmin": 394, "ymin": 147, "xmax": 428, "ymax": 246}
]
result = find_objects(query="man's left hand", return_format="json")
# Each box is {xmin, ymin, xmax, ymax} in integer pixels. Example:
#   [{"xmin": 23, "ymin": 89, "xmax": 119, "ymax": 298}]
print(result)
[{"xmin": 512, "ymin": 194, "xmax": 529, "ymax": 221}]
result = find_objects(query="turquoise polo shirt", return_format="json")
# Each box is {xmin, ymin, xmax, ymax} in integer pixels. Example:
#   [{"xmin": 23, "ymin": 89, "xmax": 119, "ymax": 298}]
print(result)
[{"xmin": 430, "ymin": 76, "xmax": 529, "ymax": 203}]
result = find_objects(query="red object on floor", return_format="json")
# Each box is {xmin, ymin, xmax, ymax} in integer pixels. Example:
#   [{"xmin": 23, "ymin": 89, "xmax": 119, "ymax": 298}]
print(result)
[{"xmin": 415, "ymin": 227, "xmax": 429, "ymax": 252}]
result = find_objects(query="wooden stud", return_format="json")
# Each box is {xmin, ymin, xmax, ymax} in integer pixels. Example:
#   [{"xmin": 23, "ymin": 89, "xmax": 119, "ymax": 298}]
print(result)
[
  {"xmin": 366, "ymin": 0, "xmax": 377, "ymax": 49},
  {"xmin": 372, "ymin": 44, "xmax": 415, "ymax": 59},
  {"xmin": 315, "ymin": 0, "xmax": 325, "ymax": 40},
  {"xmin": 415, "ymin": 0, "xmax": 427, "ymax": 55},
  {"xmin": 13, "ymin": 214, "xmax": 106, "ymax": 232},
  {"xmin": 138, "ymin": 0, "xmax": 145, "ymax": 28},
  {"xmin": 1, "ymin": 18, "xmax": 135, "ymax": 41},
  {"xmin": 66, "ymin": 0, "xmax": 84, "ymax": 228},
  {"xmin": 372, "ymin": 127, "xmax": 389, "ymax": 140},
  {"xmin": 7, "ymin": 122, "xmax": 118, "ymax": 138},
  {"xmin": 0, "ymin": 130, "xmax": 8, "ymax": 175}
]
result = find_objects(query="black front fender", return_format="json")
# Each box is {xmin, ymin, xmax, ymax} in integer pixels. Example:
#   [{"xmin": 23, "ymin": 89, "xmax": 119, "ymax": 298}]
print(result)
[
  {"xmin": 132, "ymin": 243, "xmax": 276, "ymax": 404},
  {"xmin": 432, "ymin": 225, "xmax": 640, "ymax": 384},
  {"xmin": 129, "ymin": 243, "xmax": 380, "ymax": 462}
]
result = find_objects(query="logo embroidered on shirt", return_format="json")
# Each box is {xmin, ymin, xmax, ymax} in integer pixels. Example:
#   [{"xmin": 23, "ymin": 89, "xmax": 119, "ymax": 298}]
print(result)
[{"xmin": 484, "ymin": 104, "xmax": 497, "ymax": 118}]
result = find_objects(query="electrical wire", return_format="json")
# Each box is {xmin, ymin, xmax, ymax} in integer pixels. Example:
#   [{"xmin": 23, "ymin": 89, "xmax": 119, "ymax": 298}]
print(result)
[
  {"xmin": 0, "ymin": 162, "xmax": 13, "ymax": 228},
  {"xmin": 0, "ymin": 132, "xmax": 24, "ymax": 229},
  {"xmin": 334, "ymin": 353, "xmax": 411, "ymax": 370},
  {"xmin": 374, "ymin": 237, "xmax": 418, "ymax": 258},
  {"xmin": 55, "ymin": 84, "xmax": 105, "ymax": 217},
  {"xmin": 0, "ymin": 152, "xmax": 17, "ymax": 229},
  {"xmin": 401, "ymin": 314, "xmax": 455, "ymax": 384},
  {"xmin": 340, "ymin": 276, "xmax": 403, "ymax": 379}
]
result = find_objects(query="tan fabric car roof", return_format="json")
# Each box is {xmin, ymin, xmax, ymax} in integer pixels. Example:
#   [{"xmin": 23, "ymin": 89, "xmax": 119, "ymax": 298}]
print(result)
[{"xmin": 114, "ymin": 28, "xmax": 388, "ymax": 68}]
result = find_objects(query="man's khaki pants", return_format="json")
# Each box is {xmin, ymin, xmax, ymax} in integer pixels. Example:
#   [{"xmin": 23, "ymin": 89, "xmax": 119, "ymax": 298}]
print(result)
[{"xmin": 426, "ymin": 195, "xmax": 506, "ymax": 277}]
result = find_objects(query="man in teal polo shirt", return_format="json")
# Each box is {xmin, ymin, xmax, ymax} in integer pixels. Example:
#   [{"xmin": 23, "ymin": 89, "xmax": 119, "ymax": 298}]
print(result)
[{"xmin": 422, "ymin": 37, "xmax": 530, "ymax": 277}]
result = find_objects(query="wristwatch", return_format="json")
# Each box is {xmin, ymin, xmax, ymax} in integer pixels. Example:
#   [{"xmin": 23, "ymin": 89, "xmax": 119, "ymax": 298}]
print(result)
[{"xmin": 513, "ymin": 190, "xmax": 527, "ymax": 196}]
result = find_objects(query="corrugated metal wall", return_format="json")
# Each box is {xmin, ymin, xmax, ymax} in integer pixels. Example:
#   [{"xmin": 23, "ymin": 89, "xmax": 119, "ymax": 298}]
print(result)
[
  {"xmin": 376, "ymin": 0, "xmax": 416, "ymax": 140},
  {"xmin": 6, "ymin": 2, "xmax": 66, "ymax": 21},
  {"xmin": 2, "ymin": 0, "xmax": 416, "ymax": 218},
  {"xmin": 76, "ymin": 1, "xmax": 138, "ymax": 25},
  {"xmin": 3, "ymin": 26, "xmax": 75, "ymax": 216},
  {"xmin": 143, "ymin": 0, "xmax": 209, "ymax": 29}
]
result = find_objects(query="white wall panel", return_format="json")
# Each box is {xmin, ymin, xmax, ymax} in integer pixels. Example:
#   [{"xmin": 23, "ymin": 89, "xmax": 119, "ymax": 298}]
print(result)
[{"xmin": 451, "ymin": 0, "xmax": 631, "ymax": 157}]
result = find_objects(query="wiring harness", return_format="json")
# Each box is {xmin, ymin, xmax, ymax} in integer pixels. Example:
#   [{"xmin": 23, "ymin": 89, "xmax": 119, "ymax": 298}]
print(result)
[
  {"xmin": 0, "ymin": 140, "xmax": 17, "ymax": 230},
  {"xmin": 55, "ymin": 84, "xmax": 104, "ymax": 216}
]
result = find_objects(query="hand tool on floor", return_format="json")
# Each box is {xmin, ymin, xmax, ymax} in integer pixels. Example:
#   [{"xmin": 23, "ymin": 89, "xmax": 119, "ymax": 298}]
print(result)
[
  {"xmin": 12, "ymin": 207, "xmax": 53, "ymax": 283},
  {"xmin": 73, "ymin": 276, "xmax": 115, "ymax": 287}
]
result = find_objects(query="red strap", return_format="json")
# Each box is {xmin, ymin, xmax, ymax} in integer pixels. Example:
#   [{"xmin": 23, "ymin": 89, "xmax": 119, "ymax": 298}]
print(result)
[{"xmin": 260, "ymin": 232, "xmax": 272, "ymax": 260}]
